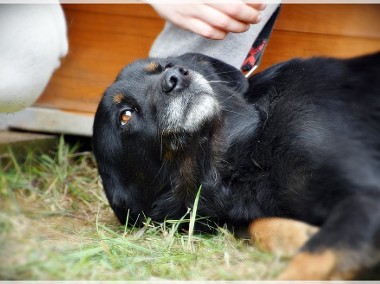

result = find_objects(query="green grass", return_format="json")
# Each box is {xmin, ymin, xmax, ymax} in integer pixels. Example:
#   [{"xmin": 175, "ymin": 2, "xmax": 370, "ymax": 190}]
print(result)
[{"xmin": 0, "ymin": 136, "xmax": 286, "ymax": 280}]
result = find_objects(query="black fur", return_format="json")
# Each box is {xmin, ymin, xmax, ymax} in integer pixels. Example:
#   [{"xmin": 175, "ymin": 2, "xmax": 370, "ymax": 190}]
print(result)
[{"xmin": 93, "ymin": 52, "xmax": 380, "ymax": 276}]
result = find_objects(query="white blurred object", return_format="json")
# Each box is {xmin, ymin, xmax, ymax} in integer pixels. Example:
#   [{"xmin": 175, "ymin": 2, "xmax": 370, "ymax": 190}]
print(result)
[{"xmin": 0, "ymin": 4, "xmax": 68, "ymax": 113}]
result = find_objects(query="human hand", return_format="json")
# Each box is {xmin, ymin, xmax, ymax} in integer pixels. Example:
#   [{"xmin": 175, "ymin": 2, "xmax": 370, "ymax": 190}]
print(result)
[{"xmin": 151, "ymin": 1, "xmax": 267, "ymax": 40}]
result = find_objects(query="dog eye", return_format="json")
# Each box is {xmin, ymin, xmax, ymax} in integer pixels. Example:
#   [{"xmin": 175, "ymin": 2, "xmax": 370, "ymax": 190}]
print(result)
[
  {"xmin": 120, "ymin": 110, "xmax": 133, "ymax": 126},
  {"xmin": 164, "ymin": 63, "xmax": 173, "ymax": 70}
]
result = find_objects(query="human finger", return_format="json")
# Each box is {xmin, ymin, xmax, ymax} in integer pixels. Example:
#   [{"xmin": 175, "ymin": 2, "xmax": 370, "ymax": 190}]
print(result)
[
  {"xmin": 193, "ymin": 5, "xmax": 251, "ymax": 34},
  {"xmin": 183, "ymin": 17, "xmax": 228, "ymax": 39},
  {"xmin": 207, "ymin": 2, "xmax": 263, "ymax": 25}
]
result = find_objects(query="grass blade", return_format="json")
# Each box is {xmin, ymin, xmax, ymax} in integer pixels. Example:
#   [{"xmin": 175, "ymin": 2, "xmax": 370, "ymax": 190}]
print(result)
[
  {"xmin": 7, "ymin": 146, "xmax": 21, "ymax": 175},
  {"xmin": 187, "ymin": 185, "xmax": 202, "ymax": 252}
]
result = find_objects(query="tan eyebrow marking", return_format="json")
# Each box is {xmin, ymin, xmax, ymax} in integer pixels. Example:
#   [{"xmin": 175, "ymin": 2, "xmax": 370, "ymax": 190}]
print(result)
[
  {"xmin": 113, "ymin": 93, "xmax": 124, "ymax": 104},
  {"xmin": 198, "ymin": 60, "xmax": 209, "ymax": 65},
  {"xmin": 144, "ymin": 62, "xmax": 160, "ymax": 73}
]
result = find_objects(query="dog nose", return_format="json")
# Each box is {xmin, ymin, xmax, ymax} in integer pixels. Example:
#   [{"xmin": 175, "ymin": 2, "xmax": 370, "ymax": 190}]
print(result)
[{"xmin": 162, "ymin": 66, "xmax": 190, "ymax": 93}]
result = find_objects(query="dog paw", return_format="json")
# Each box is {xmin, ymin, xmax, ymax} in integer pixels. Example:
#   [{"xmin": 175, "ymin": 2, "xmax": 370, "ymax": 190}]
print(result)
[
  {"xmin": 248, "ymin": 217, "xmax": 319, "ymax": 257},
  {"xmin": 277, "ymin": 250, "xmax": 338, "ymax": 280}
]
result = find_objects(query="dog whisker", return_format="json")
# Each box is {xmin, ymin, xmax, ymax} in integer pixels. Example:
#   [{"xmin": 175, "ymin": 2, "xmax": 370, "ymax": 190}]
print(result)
[
  {"xmin": 208, "ymin": 80, "xmax": 231, "ymax": 84},
  {"xmin": 151, "ymin": 162, "xmax": 165, "ymax": 187},
  {"xmin": 218, "ymin": 94, "xmax": 239, "ymax": 104},
  {"xmin": 203, "ymin": 69, "xmax": 241, "ymax": 80},
  {"xmin": 159, "ymin": 130, "xmax": 164, "ymax": 159},
  {"xmin": 221, "ymin": 107, "xmax": 252, "ymax": 118}
]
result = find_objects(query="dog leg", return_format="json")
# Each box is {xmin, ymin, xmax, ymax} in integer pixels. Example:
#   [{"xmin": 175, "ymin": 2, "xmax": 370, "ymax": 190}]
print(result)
[
  {"xmin": 249, "ymin": 217, "xmax": 319, "ymax": 258},
  {"xmin": 277, "ymin": 192, "xmax": 380, "ymax": 280}
]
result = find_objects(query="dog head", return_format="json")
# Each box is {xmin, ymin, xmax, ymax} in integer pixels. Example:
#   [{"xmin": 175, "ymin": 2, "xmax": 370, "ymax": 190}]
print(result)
[{"xmin": 93, "ymin": 53, "xmax": 249, "ymax": 225}]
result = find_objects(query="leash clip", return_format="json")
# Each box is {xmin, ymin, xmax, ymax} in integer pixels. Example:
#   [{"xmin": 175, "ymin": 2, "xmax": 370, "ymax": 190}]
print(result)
[{"xmin": 244, "ymin": 65, "xmax": 258, "ymax": 79}]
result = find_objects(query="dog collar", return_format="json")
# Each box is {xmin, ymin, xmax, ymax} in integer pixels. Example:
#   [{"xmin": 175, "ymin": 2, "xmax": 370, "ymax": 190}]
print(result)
[{"xmin": 241, "ymin": 6, "xmax": 281, "ymax": 78}]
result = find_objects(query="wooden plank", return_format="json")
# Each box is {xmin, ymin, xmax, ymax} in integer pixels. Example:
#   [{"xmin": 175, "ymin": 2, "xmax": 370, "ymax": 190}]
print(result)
[
  {"xmin": 257, "ymin": 30, "xmax": 380, "ymax": 72},
  {"xmin": 276, "ymin": 4, "xmax": 380, "ymax": 39},
  {"xmin": 63, "ymin": 7, "xmax": 163, "ymax": 38},
  {"xmin": 64, "ymin": 2, "xmax": 380, "ymax": 40},
  {"xmin": 3, "ymin": 107, "xmax": 93, "ymax": 136},
  {"xmin": 64, "ymin": 4, "xmax": 380, "ymax": 39},
  {"xmin": 63, "ymin": 3, "xmax": 160, "ymax": 19},
  {"xmin": 0, "ymin": 131, "xmax": 55, "ymax": 146}
]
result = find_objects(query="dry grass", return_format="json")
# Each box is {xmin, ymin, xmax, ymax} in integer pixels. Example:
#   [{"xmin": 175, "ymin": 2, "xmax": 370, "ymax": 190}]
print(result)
[{"xmin": 0, "ymin": 136, "xmax": 287, "ymax": 280}]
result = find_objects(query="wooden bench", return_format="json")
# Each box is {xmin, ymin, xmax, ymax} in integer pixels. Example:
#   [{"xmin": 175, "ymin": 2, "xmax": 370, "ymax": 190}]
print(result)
[{"xmin": 5, "ymin": 4, "xmax": 380, "ymax": 136}]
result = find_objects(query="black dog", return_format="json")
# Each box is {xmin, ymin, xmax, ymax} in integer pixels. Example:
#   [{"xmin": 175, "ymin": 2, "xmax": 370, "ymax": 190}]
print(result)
[{"xmin": 93, "ymin": 52, "xmax": 380, "ymax": 279}]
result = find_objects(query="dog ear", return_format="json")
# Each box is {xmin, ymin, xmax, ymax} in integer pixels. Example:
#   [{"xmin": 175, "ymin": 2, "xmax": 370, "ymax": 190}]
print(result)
[{"xmin": 178, "ymin": 53, "xmax": 249, "ymax": 94}]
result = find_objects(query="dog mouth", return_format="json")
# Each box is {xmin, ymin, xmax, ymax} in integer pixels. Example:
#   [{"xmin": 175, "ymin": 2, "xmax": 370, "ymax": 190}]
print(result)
[{"xmin": 156, "ymin": 66, "xmax": 220, "ymax": 134}]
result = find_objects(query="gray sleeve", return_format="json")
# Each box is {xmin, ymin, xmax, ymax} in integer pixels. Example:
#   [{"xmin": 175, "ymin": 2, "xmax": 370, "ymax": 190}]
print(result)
[{"xmin": 149, "ymin": 3, "xmax": 280, "ymax": 69}]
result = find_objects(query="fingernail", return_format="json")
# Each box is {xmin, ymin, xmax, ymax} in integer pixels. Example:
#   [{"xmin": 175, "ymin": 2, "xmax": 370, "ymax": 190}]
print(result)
[
  {"xmin": 259, "ymin": 3, "xmax": 267, "ymax": 10},
  {"xmin": 257, "ymin": 13, "xmax": 262, "ymax": 23}
]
